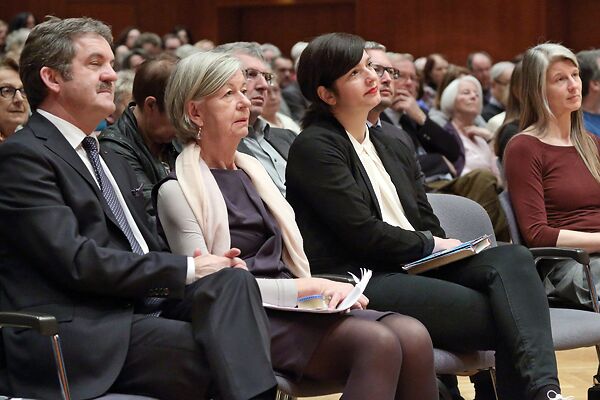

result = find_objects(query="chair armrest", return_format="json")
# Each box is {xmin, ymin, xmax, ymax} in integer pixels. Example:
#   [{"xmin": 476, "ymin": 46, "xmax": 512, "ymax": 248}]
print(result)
[
  {"xmin": 312, "ymin": 274, "xmax": 355, "ymax": 285},
  {"xmin": 0, "ymin": 311, "xmax": 59, "ymax": 336},
  {"xmin": 530, "ymin": 247, "xmax": 590, "ymax": 265}
]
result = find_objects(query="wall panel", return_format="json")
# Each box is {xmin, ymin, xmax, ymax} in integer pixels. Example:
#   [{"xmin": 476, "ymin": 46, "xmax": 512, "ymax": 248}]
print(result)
[{"xmin": 1, "ymin": 0, "xmax": 600, "ymax": 63}]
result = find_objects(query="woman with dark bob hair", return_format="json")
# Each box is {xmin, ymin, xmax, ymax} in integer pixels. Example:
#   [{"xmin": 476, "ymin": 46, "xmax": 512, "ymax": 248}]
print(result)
[
  {"xmin": 155, "ymin": 50, "xmax": 438, "ymax": 399},
  {"xmin": 285, "ymin": 32, "xmax": 570, "ymax": 400}
]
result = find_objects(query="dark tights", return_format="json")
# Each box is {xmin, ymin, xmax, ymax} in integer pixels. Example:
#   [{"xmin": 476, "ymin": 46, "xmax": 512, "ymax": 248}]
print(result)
[{"xmin": 302, "ymin": 314, "xmax": 437, "ymax": 400}]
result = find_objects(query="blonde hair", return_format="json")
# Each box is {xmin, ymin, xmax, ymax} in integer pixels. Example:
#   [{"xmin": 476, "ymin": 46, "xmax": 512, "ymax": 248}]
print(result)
[
  {"xmin": 521, "ymin": 43, "xmax": 600, "ymax": 183},
  {"xmin": 165, "ymin": 51, "xmax": 240, "ymax": 143}
]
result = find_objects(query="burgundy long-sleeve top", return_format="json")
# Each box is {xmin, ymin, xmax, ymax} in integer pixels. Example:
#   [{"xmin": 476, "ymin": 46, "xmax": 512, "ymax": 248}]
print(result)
[{"xmin": 504, "ymin": 134, "xmax": 600, "ymax": 247}]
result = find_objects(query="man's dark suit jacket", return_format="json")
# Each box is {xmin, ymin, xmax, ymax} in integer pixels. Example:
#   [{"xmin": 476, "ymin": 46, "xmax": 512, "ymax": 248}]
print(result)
[
  {"xmin": 237, "ymin": 125, "xmax": 297, "ymax": 160},
  {"xmin": 0, "ymin": 113, "xmax": 187, "ymax": 399},
  {"xmin": 286, "ymin": 115, "xmax": 444, "ymax": 277},
  {"xmin": 380, "ymin": 110, "xmax": 461, "ymax": 179}
]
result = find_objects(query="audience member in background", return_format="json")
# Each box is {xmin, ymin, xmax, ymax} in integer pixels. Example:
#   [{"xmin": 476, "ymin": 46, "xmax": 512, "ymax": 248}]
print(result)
[
  {"xmin": 172, "ymin": 25, "xmax": 193, "ymax": 45},
  {"xmin": 505, "ymin": 43, "xmax": 600, "ymax": 309},
  {"xmin": 0, "ymin": 57, "xmax": 28, "ymax": 142},
  {"xmin": 428, "ymin": 64, "xmax": 490, "ymax": 129},
  {"xmin": 494, "ymin": 61, "xmax": 523, "ymax": 162},
  {"xmin": 176, "ymin": 44, "xmax": 201, "ymax": 60},
  {"xmin": 8, "ymin": 12, "xmax": 35, "ymax": 32},
  {"xmin": 106, "ymin": 69, "xmax": 135, "ymax": 125},
  {"xmin": 261, "ymin": 81, "xmax": 301, "ymax": 134},
  {"xmin": 0, "ymin": 16, "xmax": 276, "ymax": 400},
  {"xmin": 576, "ymin": 49, "xmax": 600, "ymax": 136},
  {"xmin": 0, "ymin": 20, "xmax": 8, "ymax": 56},
  {"xmin": 482, "ymin": 61, "xmax": 515, "ymax": 121},
  {"xmin": 260, "ymin": 42, "xmax": 281, "ymax": 63},
  {"xmin": 134, "ymin": 32, "xmax": 162, "ymax": 57},
  {"xmin": 162, "ymin": 33, "xmax": 182, "ymax": 56},
  {"xmin": 440, "ymin": 76, "xmax": 499, "ymax": 178},
  {"xmin": 3, "ymin": 28, "xmax": 30, "ymax": 63},
  {"xmin": 272, "ymin": 56, "xmax": 295, "ymax": 88},
  {"xmin": 216, "ymin": 42, "xmax": 297, "ymax": 196},
  {"xmin": 467, "ymin": 51, "xmax": 493, "ymax": 105},
  {"xmin": 420, "ymin": 53, "xmax": 448, "ymax": 110},
  {"xmin": 100, "ymin": 57, "xmax": 179, "ymax": 217},
  {"xmin": 114, "ymin": 26, "xmax": 140, "ymax": 66},
  {"xmin": 121, "ymin": 47, "xmax": 149, "ymax": 72},
  {"xmin": 194, "ymin": 39, "xmax": 215, "ymax": 51},
  {"xmin": 157, "ymin": 49, "xmax": 438, "ymax": 400},
  {"xmin": 286, "ymin": 32, "xmax": 569, "ymax": 400}
]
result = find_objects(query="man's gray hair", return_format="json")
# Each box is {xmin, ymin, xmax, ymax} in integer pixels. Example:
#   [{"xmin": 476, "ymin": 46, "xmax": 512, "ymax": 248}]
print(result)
[
  {"xmin": 364, "ymin": 41, "xmax": 386, "ymax": 52},
  {"xmin": 491, "ymin": 61, "xmax": 514, "ymax": 81},
  {"xmin": 214, "ymin": 41, "xmax": 265, "ymax": 62},
  {"xmin": 260, "ymin": 43, "xmax": 281, "ymax": 58},
  {"xmin": 19, "ymin": 16, "xmax": 113, "ymax": 110}
]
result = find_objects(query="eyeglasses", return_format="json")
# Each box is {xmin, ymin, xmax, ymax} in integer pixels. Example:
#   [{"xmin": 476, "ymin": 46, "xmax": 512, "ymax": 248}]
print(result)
[
  {"xmin": 0, "ymin": 86, "xmax": 26, "ymax": 100},
  {"xmin": 396, "ymin": 72, "xmax": 418, "ymax": 84},
  {"xmin": 243, "ymin": 69, "xmax": 275, "ymax": 86},
  {"xmin": 372, "ymin": 64, "xmax": 401, "ymax": 80}
]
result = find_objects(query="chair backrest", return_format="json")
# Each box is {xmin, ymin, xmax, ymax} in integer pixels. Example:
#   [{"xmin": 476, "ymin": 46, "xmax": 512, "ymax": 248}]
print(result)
[
  {"xmin": 426, "ymin": 193, "xmax": 497, "ymax": 246},
  {"xmin": 498, "ymin": 190, "xmax": 522, "ymax": 245}
]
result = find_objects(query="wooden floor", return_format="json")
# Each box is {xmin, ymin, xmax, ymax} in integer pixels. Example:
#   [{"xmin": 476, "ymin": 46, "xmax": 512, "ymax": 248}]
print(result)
[{"xmin": 302, "ymin": 347, "xmax": 599, "ymax": 399}]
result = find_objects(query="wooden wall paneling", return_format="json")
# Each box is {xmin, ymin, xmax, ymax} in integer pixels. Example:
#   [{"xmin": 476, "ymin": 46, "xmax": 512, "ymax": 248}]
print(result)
[
  {"xmin": 217, "ymin": 1, "xmax": 355, "ymax": 56},
  {"xmin": 63, "ymin": 1, "xmax": 136, "ymax": 37},
  {"xmin": 0, "ymin": 1, "xmax": 66, "ymax": 24},
  {"xmin": 356, "ymin": 0, "xmax": 547, "ymax": 65},
  {"xmin": 561, "ymin": 0, "xmax": 600, "ymax": 52}
]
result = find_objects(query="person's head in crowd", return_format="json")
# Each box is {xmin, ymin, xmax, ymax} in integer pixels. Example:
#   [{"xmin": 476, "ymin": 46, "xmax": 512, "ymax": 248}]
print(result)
[
  {"xmin": 215, "ymin": 42, "xmax": 274, "ymax": 125},
  {"xmin": 520, "ymin": 43, "xmax": 585, "ymax": 136},
  {"xmin": 413, "ymin": 56, "xmax": 426, "ymax": 74},
  {"xmin": 4, "ymin": 28, "xmax": 30, "ymax": 63},
  {"xmin": 134, "ymin": 32, "xmax": 162, "ymax": 57},
  {"xmin": 172, "ymin": 25, "xmax": 193, "ymax": 45},
  {"xmin": 297, "ymin": 32, "xmax": 379, "ymax": 128},
  {"xmin": 364, "ymin": 41, "xmax": 398, "ymax": 119},
  {"xmin": 8, "ymin": 12, "xmax": 36, "ymax": 32},
  {"xmin": 122, "ymin": 48, "xmax": 149, "ymax": 72},
  {"xmin": 165, "ymin": 51, "xmax": 249, "ymax": 148},
  {"xmin": 272, "ymin": 56, "xmax": 295, "ymax": 88},
  {"xmin": 162, "ymin": 33, "xmax": 182, "ymax": 56},
  {"xmin": 0, "ymin": 20, "xmax": 8, "ymax": 52},
  {"xmin": 114, "ymin": 26, "xmax": 140, "ymax": 67},
  {"xmin": 0, "ymin": 57, "xmax": 29, "ymax": 141},
  {"xmin": 433, "ymin": 64, "xmax": 470, "ymax": 109},
  {"xmin": 260, "ymin": 43, "xmax": 281, "ymax": 64},
  {"xmin": 423, "ymin": 53, "xmax": 448, "ymax": 90},
  {"xmin": 262, "ymin": 79, "xmax": 282, "ymax": 123},
  {"xmin": 490, "ymin": 61, "xmax": 515, "ymax": 108},
  {"xmin": 176, "ymin": 44, "xmax": 201, "ymax": 60},
  {"xmin": 440, "ymin": 75, "xmax": 483, "ymax": 121},
  {"xmin": 576, "ymin": 49, "xmax": 600, "ymax": 110},
  {"xmin": 106, "ymin": 69, "xmax": 135, "ymax": 125},
  {"xmin": 132, "ymin": 56, "xmax": 178, "ymax": 148},
  {"xmin": 194, "ymin": 39, "xmax": 215, "ymax": 51},
  {"xmin": 116, "ymin": 26, "xmax": 140, "ymax": 50},
  {"xmin": 495, "ymin": 61, "xmax": 523, "ymax": 156},
  {"xmin": 290, "ymin": 41, "xmax": 308, "ymax": 63},
  {"xmin": 388, "ymin": 53, "xmax": 419, "ymax": 99},
  {"xmin": 467, "ymin": 51, "xmax": 493, "ymax": 91},
  {"xmin": 20, "ymin": 16, "xmax": 116, "ymax": 133}
]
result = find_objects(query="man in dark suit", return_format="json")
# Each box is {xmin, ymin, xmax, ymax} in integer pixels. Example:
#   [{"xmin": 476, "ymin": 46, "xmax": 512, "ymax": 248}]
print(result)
[
  {"xmin": 216, "ymin": 42, "xmax": 297, "ymax": 196},
  {"xmin": 0, "ymin": 17, "xmax": 277, "ymax": 400}
]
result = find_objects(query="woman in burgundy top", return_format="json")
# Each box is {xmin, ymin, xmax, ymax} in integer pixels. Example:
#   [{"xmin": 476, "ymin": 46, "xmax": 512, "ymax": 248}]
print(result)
[{"xmin": 504, "ymin": 43, "xmax": 600, "ymax": 308}]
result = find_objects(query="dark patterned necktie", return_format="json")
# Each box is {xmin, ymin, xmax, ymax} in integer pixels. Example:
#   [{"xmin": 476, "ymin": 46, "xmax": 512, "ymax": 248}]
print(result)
[
  {"xmin": 82, "ymin": 137, "xmax": 163, "ymax": 315},
  {"xmin": 81, "ymin": 137, "xmax": 143, "ymax": 254}
]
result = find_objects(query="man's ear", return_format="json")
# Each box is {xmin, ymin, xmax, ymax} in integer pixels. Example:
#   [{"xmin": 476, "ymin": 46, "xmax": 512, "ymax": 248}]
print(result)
[
  {"xmin": 143, "ymin": 96, "xmax": 158, "ymax": 114},
  {"xmin": 186, "ymin": 100, "xmax": 204, "ymax": 128},
  {"xmin": 39, "ymin": 67, "xmax": 61, "ymax": 95},
  {"xmin": 317, "ymin": 85, "xmax": 337, "ymax": 106}
]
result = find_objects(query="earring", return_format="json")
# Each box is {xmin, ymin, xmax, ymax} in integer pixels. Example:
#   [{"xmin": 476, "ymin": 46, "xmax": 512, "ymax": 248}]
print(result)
[{"xmin": 196, "ymin": 126, "xmax": 202, "ymax": 140}]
